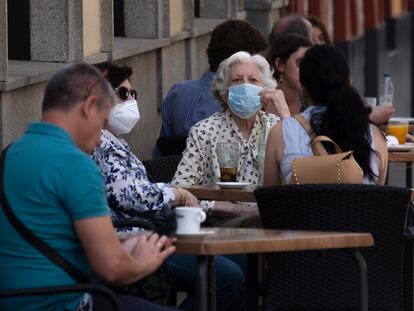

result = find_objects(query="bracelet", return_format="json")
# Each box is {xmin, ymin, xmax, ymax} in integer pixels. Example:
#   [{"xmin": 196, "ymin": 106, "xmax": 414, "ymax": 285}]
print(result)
[{"xmin": 175, "ymin": 187, "xmax": 186, "ymax": 206}]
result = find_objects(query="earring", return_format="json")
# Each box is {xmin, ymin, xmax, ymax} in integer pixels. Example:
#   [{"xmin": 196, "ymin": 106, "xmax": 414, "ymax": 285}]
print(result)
[{"xmin": 279, "ymin": 75, "xmax": 284, "ymax": 84}]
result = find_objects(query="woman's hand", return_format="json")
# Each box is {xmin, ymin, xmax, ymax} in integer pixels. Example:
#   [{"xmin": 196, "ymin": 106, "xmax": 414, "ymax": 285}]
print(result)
[
  {"xmin": 182, "ymin": 189, "xmax": 199, "ymax": 206},
  {"xmin": 212, "ymin": 201, "xmax": 259, "ymax": 217},
  {"xmin": 260, "ymin": 88, "xmax": 291, "ymax": 120},
  {"xmin": 369, "ymin": 105, "xmax": 395, "ymax": 125},
  {"xmin": 172, "ymin": 187, "xmax": 199, "ymax": 207}
]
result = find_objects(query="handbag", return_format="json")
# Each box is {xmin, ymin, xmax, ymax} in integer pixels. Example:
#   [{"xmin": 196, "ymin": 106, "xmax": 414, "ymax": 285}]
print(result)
[
  {"xmin": 289, "ymin": 114, "xmax": 364, "ymax": 185},
  {"xmin": 110, "ymin": 204, "xmax": 177, "ymax": 237}
]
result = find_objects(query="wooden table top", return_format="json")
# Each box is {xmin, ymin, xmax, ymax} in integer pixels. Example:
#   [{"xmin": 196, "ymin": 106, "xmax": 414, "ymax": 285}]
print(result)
[
  {"xmin": 174, "ymin": 227, "xmax": 374, "ymax": 255},
  {"xmin": 388, "ymin": 150, "xmax": 414, "ymax": 162},
  {"xmin": 183, "ymin": 184, "xmax": 257, "ymax": 202}
]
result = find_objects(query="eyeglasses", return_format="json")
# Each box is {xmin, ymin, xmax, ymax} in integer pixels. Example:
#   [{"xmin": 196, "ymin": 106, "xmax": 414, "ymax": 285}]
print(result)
[{"xmin": 115, "ymin": 86, "xmax": 137, "ymax": 100}]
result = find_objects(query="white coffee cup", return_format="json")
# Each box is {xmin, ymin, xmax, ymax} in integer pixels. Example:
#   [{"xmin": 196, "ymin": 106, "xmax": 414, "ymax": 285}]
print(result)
[{"xmin": 174, "ymin": 207, "xmax": 206, "ymax": 234}]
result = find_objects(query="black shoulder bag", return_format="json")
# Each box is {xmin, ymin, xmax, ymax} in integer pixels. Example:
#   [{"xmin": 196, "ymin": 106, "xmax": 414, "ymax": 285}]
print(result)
[{"xmin": 0, "ymin": 145, "xmax": 91, "ymax": 283}]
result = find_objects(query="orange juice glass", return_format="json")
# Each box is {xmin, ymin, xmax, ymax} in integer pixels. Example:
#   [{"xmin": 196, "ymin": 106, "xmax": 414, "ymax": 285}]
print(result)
[{"xmin": 388, "ymin": 120, "xmax": 409, "ymax": 144}]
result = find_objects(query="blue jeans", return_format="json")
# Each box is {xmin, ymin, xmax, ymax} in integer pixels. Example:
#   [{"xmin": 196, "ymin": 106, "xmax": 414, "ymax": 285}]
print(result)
[{"xmin": 165, "ymin": 254, "xmax": 245, "ymax": 311}]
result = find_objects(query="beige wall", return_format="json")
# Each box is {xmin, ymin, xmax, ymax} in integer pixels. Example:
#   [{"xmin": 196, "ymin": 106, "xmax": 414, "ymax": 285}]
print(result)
[
  {"xmin": 0, "ymin": 82, "xmax": 45, "ymax": 147},
  {"xmin": 122, "ymin": 52, "xmax": 161, "ymax": 160},
  {"xmin": 83, "ymin": 0, "xmax": 101, "ymax": 56},
  {"xmin": 169, "ymin": 0, "xmax": 184, "ymax": 35}
]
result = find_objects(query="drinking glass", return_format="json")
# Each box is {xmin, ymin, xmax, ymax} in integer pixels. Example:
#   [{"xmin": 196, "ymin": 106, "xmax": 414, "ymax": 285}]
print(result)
[
  {"xmin": 364, "ymin": 97, "xmax": 377, "ymax": 109},
  {"xmin": 216, "ymin": 142, "xmax": 240, "ymax": 182},
  {"xmin": 388, "ymin": 119, "xmax": 409, "ymax": 144}
]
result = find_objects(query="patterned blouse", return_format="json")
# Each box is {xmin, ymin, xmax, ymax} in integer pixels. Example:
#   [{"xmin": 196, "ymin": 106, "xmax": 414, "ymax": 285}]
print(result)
[
  {"xmin": 172, "ymin": 109, "xmax": 279, "ymax": 187},
  {"xmin": 91, "ymin": 129, "xmax": 175, "ymax": 222}
]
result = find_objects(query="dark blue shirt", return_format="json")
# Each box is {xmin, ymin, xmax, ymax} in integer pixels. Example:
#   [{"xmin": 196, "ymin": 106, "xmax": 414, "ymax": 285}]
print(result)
[{"xmin": 153, "ymin": 71, "xmax": 221, "ymax": 158}]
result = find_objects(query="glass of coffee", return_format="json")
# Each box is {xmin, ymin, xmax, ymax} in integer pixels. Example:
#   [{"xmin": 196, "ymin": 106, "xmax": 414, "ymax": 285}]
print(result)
[{"xmin": 216, "ymin": 142, "xmax": 240, "ymax": 182}]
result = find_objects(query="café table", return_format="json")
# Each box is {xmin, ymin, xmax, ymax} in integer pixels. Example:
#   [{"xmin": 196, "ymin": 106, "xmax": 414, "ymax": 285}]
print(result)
[
  {"xmin": 182, "ymin": 184, "xmax": 256, "ymax": 202},
  {"xmin": 388, "ymin": 150, "xmax": 414, "ymax": 188},
  {"xmin": 174, "ymin": 227, "xmax": 374, "ymax": 311}
]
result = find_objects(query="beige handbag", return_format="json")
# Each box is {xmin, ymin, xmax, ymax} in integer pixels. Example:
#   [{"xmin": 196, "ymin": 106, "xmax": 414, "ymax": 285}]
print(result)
[{"xmin": 290, "ymin": 115, "xmax": 363, "ymax": 185}]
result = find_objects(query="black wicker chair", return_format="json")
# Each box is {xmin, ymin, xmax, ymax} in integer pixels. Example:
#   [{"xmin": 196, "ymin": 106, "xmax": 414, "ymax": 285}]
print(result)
[
  {"xmin": 0, "ymin": 283, "xmax": 120, "ymax": 310},
  {"xmin": 156, "ymin": 136, "xmax": 187, "ymax": 157},
  {"xmin": 143, "ymin": 155, "xmax": 182, "ymax": 183},
  {"xmin": 254, "ymin": 184, "xmax": 412, "ymax": 311}
]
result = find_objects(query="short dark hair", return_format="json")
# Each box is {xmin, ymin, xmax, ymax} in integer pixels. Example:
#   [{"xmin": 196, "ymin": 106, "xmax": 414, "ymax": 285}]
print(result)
[
  {"xmin": 307, "ymin": 15, "xmax": 332, "ymax": 45},
  {"xmin": 266, "ymin": 33, "xmax": 312, "ymax": 80},
  {"xmin": 206, "ymin": 19, "xmax": 267, "ymax": 72},
  {"xmin": 42, "ymin": 63, "xmax": 112, "ymax": 112},
  {"xmin": 93, "ymin": 61, "xmax": 133, "ymax": 89},
  {"xmin": 268, "ymin": 14, "xmax": 310, "ymax": 46}
]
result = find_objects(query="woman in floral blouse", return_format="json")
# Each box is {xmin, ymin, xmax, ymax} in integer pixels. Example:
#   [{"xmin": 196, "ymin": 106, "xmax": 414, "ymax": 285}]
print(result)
[
  {"xmin": 92, "ymin": 61, "xmax": 245, "ymax": 311},
  {"xmin": 172, "ymin": 51, "xmax": 290, "ymax": 225}
]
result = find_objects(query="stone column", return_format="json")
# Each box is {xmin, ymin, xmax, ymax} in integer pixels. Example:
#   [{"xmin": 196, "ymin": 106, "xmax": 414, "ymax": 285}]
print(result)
[
  {"xmin": 100, "ymin": 0, "xmax": 114, "ymax": 57},
  {"xmin": 0, "ymin": 0, "xmax": 7, "ymax": 81},
  {"xmin": 30, "ymin": 0, "xmax": 83, "ymax": 62},
  {"xmin": 199, "ymin": 0, "xmax": 232, "ymax": 18},
  {"xmin": 244, "ymin": 0, "xmax": 286, "ymax": 36},
  {"xmin": 124, "ymin": 0, "xmax": 164, "ymax": 38},
  {"xmin": 183, "ymin": 0, "xmax": 194, "ymax": 30}
]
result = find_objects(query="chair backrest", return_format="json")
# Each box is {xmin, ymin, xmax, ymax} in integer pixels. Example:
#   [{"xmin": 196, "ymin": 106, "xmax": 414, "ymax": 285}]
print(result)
[
  {"xmin": 254, "ymin": 184, "xmax": 412, "ymax": 311},
  {"xmin": 0, "ymin": 284, "xmax": 120, "ymax": 310},
  {"xmin": 143, "ymin": 155, "xmax": 182, "ymax": 183},
  {"xmin": 156, "ymin": 136, "xmax": 187, "ymax": 157}
]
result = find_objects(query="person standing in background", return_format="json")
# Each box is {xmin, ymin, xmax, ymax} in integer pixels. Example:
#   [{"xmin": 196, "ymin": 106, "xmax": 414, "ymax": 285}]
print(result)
[
  {"xmin": 307, "ymin": 15, "xmax": 332, "ymax": 45},
  {"xmin": 268, "ymin": 14, "xmax": 314, "ymax": 45}
]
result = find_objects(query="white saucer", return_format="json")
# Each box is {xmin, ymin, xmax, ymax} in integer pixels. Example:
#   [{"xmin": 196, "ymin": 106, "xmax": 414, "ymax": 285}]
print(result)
[
  {"xmin": 216, "ymin": 182, "xmax": 251, "ymax": 189},
  {"xmin": 175, "ymin": 230, "xmax": 215, "ymax": 237},
  {"xmin": 388, "ymin": 143, "xmax": 414, "ymax": 152}
]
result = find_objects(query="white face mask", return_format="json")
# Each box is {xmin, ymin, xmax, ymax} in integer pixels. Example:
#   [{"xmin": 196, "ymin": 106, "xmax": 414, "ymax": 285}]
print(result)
[{"xmin": 108, "ymin": 99, "xmax": 140, "ymax": 134}]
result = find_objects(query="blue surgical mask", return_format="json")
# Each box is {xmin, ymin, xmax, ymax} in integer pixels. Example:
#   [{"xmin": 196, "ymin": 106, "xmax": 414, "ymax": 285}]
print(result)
[{"xmin": 227, "ymin": 83, "xmax": 263, "ymax": 119}]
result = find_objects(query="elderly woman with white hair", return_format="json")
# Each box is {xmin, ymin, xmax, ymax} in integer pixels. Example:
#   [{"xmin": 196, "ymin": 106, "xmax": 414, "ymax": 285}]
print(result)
[{"xmin": 172, "ymin": 51, "xmax": 290, "ymax": 223}]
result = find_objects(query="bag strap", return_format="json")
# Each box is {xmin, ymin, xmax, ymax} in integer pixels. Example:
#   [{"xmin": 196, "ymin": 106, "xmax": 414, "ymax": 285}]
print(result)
[
  {"xmin": 293, "ymin": 114, "xmax": 315, "ymax": 139},
  {"xmin": 293, "ymin": 114, "xmax": 345, "ymax": 156},
  {"xmin": 293, "ymin": 114, "xmax": 327, "ymax": 156},
  {"xmin": 311, "ymin": 136, "xmax": 343, "ymax": 154},
  {"xmin": 0, "ymin": 145, "xmax": 91, "ymax": 283}
]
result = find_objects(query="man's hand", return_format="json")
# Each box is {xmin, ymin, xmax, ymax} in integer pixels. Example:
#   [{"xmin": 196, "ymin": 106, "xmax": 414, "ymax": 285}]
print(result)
[{"xmin": 129, "ymin": 232, "xmax": 176, "ymax": 277}]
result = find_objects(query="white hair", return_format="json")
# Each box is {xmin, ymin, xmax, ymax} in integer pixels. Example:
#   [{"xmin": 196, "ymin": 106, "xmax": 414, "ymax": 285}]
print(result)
[{"xmin": 211, "ymin": 51, "xmax": 277, "ymax": 104}]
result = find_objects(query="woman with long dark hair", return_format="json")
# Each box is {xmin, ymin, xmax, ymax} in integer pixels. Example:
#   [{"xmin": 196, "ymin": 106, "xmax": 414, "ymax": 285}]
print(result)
[{"xmin": 264, "ymin": 45, "xmax": 388, "ymax": 185}]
